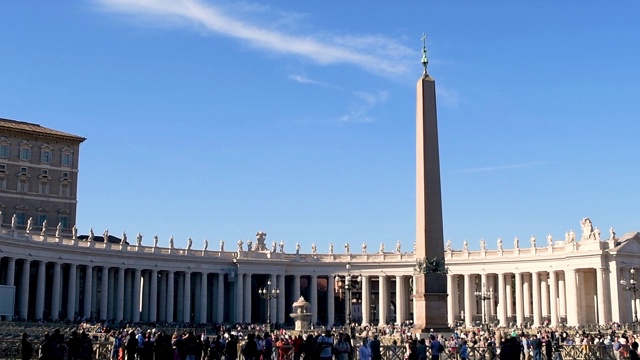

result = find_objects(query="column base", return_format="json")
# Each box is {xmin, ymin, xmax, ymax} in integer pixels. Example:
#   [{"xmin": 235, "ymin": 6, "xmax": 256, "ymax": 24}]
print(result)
[{"xmin": 412, "ymin": 273, "xmax": 450, "ymax": 333}]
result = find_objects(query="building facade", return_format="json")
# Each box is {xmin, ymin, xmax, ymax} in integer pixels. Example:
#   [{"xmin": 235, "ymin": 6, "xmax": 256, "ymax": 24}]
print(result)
[
  {"xmin": 0, "ymin": 118, "xmax": 85, "ymax": 232},
  {"xmin": 0, "ymin": 222, "xmax": 638, "ymax": 327}
]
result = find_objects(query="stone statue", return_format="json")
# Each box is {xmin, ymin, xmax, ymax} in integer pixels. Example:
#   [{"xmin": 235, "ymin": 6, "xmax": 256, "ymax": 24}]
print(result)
[
  {"xmin": 329, "ymin": 243, "xmax": 333, "ymax": 254},
  {"xmin": 153, "ymin": 235, "xmax": 158, "ymax": 247},
  {"xmin": 413, "ymin": 242, "xmax": 417, "ymax": 253},
  {"xmin": 580, "ymin": 218, "xmax": 595, "ymax": 241},
  {"xmin": 255, "ymin": 231, "xmax": 267, "ymax": 251},
  {"xmin": 345, "ymin": 242, "xmax": 350, "ymax": 254},
  {"xmin": 279, "ymin": 240, "xmax": 285, "ymax": 253},
  {"xmin": 187, "ymin": 237, "xmax": 192, "ymax": 250},
  {"xmin": 446, "ymin": 239, "xmax": 452, "ymax": 252},
  {"xmin": 396, "ymin": 240, "xmax": 401, "ymax": 254},
  {"xmin": 26, "ymin": 217, "xmax": 33, "ymax": 233},
  {"xmin": 88, "ymin": 228, "xmax": 94, "ymax": 241},
  {"xmin": 546, "ymin": 233, "xmax": 553, "ymax": 246},
  {"xmin": 569, "ymin": 230, "xmax": 576, "ymax": 243},
  {"xmin": 55, "ymin": 222, "xmax": 61, "ymax": 237},
  {"xmin": 379, "ymin": 242, "xmax": 385, "ymax": 253},
  {"xmin": 497, "ymin": 238, "xmax": 503, "ymax": 251},
  {"xmin": 530, "ymin": 235, "xmax": 536, "ymax": 248},
  {"xmin": 247, "ymin": 238, "xmax": 253, "ymax": 251},
  {"xmin": 463, "ymin": 240, "xmax": 468, "ymax": 252},
  {"xmin": 203, "ymin": 239, "xmax": 208, "ymax": 251},
  {"xmin": 40, "ymin": 220, "xmax": 47, "ymax": 236},
  {"xmin": 136, "ymin": 232, "xmax": 143, "ymax": 246},
  {"xmin": 295, "ymin": 242, "xmax": 301, "ymax": 254},
  {"xmin": 0, "ymin": 210, "xmax": 3, "ymax": 226},
  {"xmin": 103, "ymin": 229, "xmax": 109, "ymax": 242},
  {"xmin": 362, "ymin": 242, "xmax": 367, "ymax": 254},
  {"xmin": 610, "ymin": 227, "xmax": 616, "ymax": 241},
  {"xmin": 514, "ymin": 236, "xmax": 519, "ymax": 249},
  {"xmin": 72, "ymin": 225, "xmax": 77, "ymax": 239},
  {"xmin": 594, "ymin": 227, "xmax": 601, "ymax": 241},
  {"xmin": 480, "ymin": 239, "xmax": 486, "ymax": 251},
  {"xmin": 311, "ymin": 242, "xmax": 317, "ymax": 255},
  {"xmin": 237, "ymin": 239, "xmax": 243, "ymax": 252},
  {"xmin": 122, "ymin": 231, "xmax": 127, "ymax": 244},
  {"xmin": 564, "ymin": 231, "xmax": 570, "ymax": 243},
  {"xmin": 11, "ymin": 214, "xmax": 17, "ymax": 230},
  {"xmin": 271, "ymin": 241, "xmax": 276, "ymax": 253},
  {"xmin": 168, "ymin": 236, "xmax": 174, "ymax": 248},
  {"xmin": 220, "ymin": 239, "xmax": 224, "ymax": 251}
]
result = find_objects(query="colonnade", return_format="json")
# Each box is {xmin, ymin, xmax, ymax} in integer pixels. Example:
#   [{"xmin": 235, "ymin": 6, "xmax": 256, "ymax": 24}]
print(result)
[
  {"xmin": 446, "ymin": 266, "xmax": 637, "ymax": 327},
  {"xmin": 1, "ymin": 255, "xmax": 413, "ymax": 326}
]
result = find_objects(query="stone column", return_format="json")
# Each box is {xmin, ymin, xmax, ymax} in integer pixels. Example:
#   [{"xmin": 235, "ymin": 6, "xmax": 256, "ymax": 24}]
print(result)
[
  {"xmin": 497, "ymin": 273, "xmax": 507, "ymax": 326},
  {"xmin": 327, "ymin": 274, "xmax": 335, "ymax": 327},
  {"xmin": 5, "ymin": 258, "xmax": 15, "ymax": 286},
  {"xmin": 277, "ymin": 274, "xmax": 286, "ymax": 324},
  {"xmin": 75, "ymin": 269, "xmax": 81, "ymax": 316},
  {"xmin": 361, "ymin": 275, "xmax": 370, "ymax": 325},
  {"xmin": 515, "ymin": 272, "xmax": 524, "ymax": 326},
  {"xmin": 67, "ymin": 263, "xmax": 77, "ymax": 320},
  {"xmin": 464, "ymin": 274, "xmax": 473, "ymax": 327},
  {"xmin": 505, "ymin": 273, "xmax": 513, "ymax": 321},
  {"xmin": 51, "ymin": 262, "xmax": 61, "ymax": 320},
  {"xmin": 309, "ymin": 275, "xmax": 317, "ymax": 324},
  {"xmin": 549, "ymin": 270, "xmax": 558, "ymax": 326},
  {"xmin": 564, "ymin": 268, "xmax": 578, "ymax": 326},
  {"xmin": 378, "ymin": 275, "xmax": 387, "ymax": 326},
  {"xmin": 19, "ymin": 259, "xmax": 30, "ymax": 319},
  {"xmin": 447, "ymin": 274, "xmax": 455, "ymax": 325},
  {"xmin": 100, "ymin": 267, "xmax": 109, "ymax": 320},
  {"xmin": 158, "ymin": 271, "xmax": 167, "ymax": 322},
  {"xmin": 183, "ymin": 271, "xmax": 191, "ymax": 323},
  {"xmin": 132, "ymin": 268, "xmax": 141, "ymax": 322},
  {"xmin": 293, "ymin": 275, "xmax": 301, "ymax": 301},
  {"xmin": 488, "ymin": 275, "xmax": 496, "ymax": 319},
  {"xmin": 116, "ymin": 267, "xmax": 125, "ymax": 321},
  {"xmin": 243, "ymin": 273, "xmax": 252, "ymax": 323},
  {"xmin": 84, "ymin": 266, "xmax": 93, "ymax": 319},
  {"xmin": 35, "ymin": 261, "xmax": 46, "ymax": 319},
  {"xmin": 150, "ymin": 270, "xmax": 158, "ymax": 322},
  {"xmin": 91, "ymin": 269, "xmax": 98, "ymax": 317},
  {"xmin": 108, "ymin": 269, "xmax": 115, "ymax": 319},
  {"xmin": 235, "ymin": 271, "xmax": 244, "ymax": 323},
  {"xmin": 217, "ymin": 273, "xmax": 225, "ymax": 323},
  {"xmin": 123, "ymin": 270, "xmax": 132, "ymax": 320},
  {"xmin": 396, "ymin": 275, "xmax": 405, "ymax": 324},
  {"xmin": 558, "ymin": 272, "xmax": 566, "ymax": 320},
  {"xmin": 523, "ymin": 274, "xmax": 531, "ymax": 321},
  {"xmin": 141, "ymin": 271, "xmax": 150, "ymax": 322},
  {"xmin": 540, "ymin": 273, "xmax": 549, "ymax": 319},
  {"xmin": 480, "ymin": 273, "xmax": 488, "ymax": 323},
  {"xmin": 532, "ymin": 271, "xmax": 541, "ymax": 327},
  {"xmin": 596, "ymin": 267, "xmax": 610, "ymax": 324},
  {"xmin": 608, "ymin": 264, "xmax": 622, "ymax": 323},
  {"xmin": 166, "ymin": 271, "xmax": 174, "ymax": 322},
  {"xmin": 269, "ymin": 275, "xmax": 277, "ymax": 325},
  {"xmin": 176, "ymin": 273, "xmax": 184, "ymax": 322},
  {"xmin": 200, "ymin": 272, "xmax": 208, "ymax": 323}
]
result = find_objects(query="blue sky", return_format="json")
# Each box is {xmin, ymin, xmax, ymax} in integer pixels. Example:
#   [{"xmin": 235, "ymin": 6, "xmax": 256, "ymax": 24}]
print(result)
[{"xmin": 1, "ymin": 1, "xmax": 638, "ymax": 253}]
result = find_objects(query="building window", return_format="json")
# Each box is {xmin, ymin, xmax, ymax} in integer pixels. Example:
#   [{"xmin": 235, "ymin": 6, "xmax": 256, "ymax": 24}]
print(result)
[
  {"xmin": 37, "ymin": 213, "xmax": 47, "ymax": 226},
  {"xmin": 39, "ymin": 181, "xmax": 49, "ymax": 195},
  {"xmin": 41, "ymin": 149, "xmax": 52, "ymax": 164},
  {"xmin": 0, "ymin": 164, "xmax": 6, "ymax": 171},
  {"xmin": 18, "ymin": 179, "xmax": 28, "ymax": 193},
  {"xmin": 60, "ymin": 183, "xmax": 70, "ymax": 197},
  {"xmin": 41, "ymin": 170, "xmax": 48, "ymax": 175},
  {"xmin": 0, "ymin": 145, "xmax": 8, "ymax": 158},
  {"xmin": 58, "ymin": 214, "xmax": 68, "ymax": 229},
  {"xmin": 16, "ymin": 212, "xmax": 26, "ymax": 226},
  {"xmin": 20, "ymin": 167, "xmax": 27, "ymax": 174},
  {"xmin": 20, "ymin": 147, "xmax": 31, "ymax": 161},
  {"xmin": 61, "ymin": 150, "xmax": 72, "ymax": 167},
  {"xmin": 62, "ymin": 172, "xmax": 69, "ymax": 178},
  {"xmin": 0, "ymin": 177, "xmax": 5, "ymax": 190}
]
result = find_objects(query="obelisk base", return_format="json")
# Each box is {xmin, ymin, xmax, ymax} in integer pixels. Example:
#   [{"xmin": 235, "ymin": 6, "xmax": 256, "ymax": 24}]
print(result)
[{"xmin": 412, "ymin": 273, "xmax": 450, "ymax": 334}]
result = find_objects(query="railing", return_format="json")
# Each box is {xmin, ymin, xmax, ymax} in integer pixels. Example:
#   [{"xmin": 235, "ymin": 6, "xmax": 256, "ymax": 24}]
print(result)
[{"xmin": 0, "ymin": 341, "xmax": 628, "ymax": 360}]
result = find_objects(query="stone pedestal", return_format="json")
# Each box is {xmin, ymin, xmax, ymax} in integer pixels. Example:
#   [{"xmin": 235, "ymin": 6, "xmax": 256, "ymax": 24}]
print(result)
[{"xmin": 412, "ymin": 273, "xmax": 449, "ymax": 333}]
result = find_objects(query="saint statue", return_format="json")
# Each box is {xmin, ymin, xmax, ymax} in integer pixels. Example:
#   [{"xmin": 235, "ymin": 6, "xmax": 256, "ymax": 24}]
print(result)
[
  {"xmin": 40, "ymin": 220, "xmax": 47, "ymax": 235},
  {"xmin": 220, "ymin": 239, "xmax": 225, "ymax": 251},
  {"xmin": 153, "ymin": 235, "xmax": 158, "ymax": 247},
  {"xmin": 295, "ymin": 242, "xmax": 301, "ymax": 254},
  {"xmin": 187, "ymin": 237, "xmax": 192, "ymax": 250},
  {"xmin": 345, "ymin": 242, "xmax": 350, "ymax": 254},
  {"xmin": 380, "ymin": 242, "xmax": 385, "ymax": 254},
  {"xmin": 463, "ymin": 240, "xmax": 468, "ymax": 252},
  {"xmin": 564, "ymin": 231, "xmax": 570, "ymax": 243},
  {"xmin": 169, "ymin": 236, "xmax": 175, "ymax": 249},
  {"xmin": 72, "ymin": 225, "xmax": 77, "ymax": 240},
  {"xmin": 362, "ymin": 242, "xmax": 367, "ymax": 254},
  {"xmin": 311, "ymin": 242, "xmax": 317, "ymax": 255},
  {"xmin": 88, "ymin": 228, "xmax": 94, "ymax": 241},
  {"xmin": 329, "ymin": 243, "xmax": 334, "ymax": 254},
  {"xmin": 136, "ymin": 232, "xmax": 143, "ymax": 246},
  {"xmin": 530, "ymin": 235, "xmax": 536, "ymax": 248},
  {"xmin": 594, "ymin": 227, "xmax": 601, "ymax": 241},
  {"xmin": 122, "ymin": 231, "xmax": 128, "ymax": 244},
  {"xmin": 26, "ymin": 217, "xmax": 33, "ymax": 233},
  {"xmin": 480, "ymin": 239, "xmax": 486, "ymax": 251},
  {"xmin": 237, "ymin": 239, "xmax": 243, "ymax": 252},
  {"xmin": 11, "ymin": 214, "xmax": 17, "ymax": 230},
  {"xmin": 446, "ymin": 239, "xmax": 452, "ymax": 252},
  {"xmin": 546, "ymin": 233, "xmax": 553, "ymax": 246},
  {"xmin": 514, "ymin": 236, "xmax": 519, "ymax": 249},
  {"xmin": 55, "ymin": 222, "xmax": 61, "ymax": 238},
  {"xmin": 203, "ymin": 239, "xmax": 208, "ymax": 251},
  {"xmin": 610, "ymin": 227, "xmax": 616, "ymax": 241},
  {"xmin": 279, "ymin": 240, "xmax": 285, "ymax": 253},
  {"xmin": 247, "ymin": 239, "xmax": 253, "ymax": 251},
  {"xmin": 580, "ymin": 218, "xmax": 595, "ymax": 241},
  {"xmin": 271, "ymin": 241, "xmax": 277, "ymax": 253},
  {"xmin": 103, "ymin": 229, "xmax": 109, "ymax": 242},
  {"xmin": 569, "ymin": 230, "xmax": 576, "ymax": 243},
  {"xmin": 0, "ymin": 211, "xmax": 3, "ymax": 226},
  {"xmin": 395, "ymin": 240, "xmax": 401, "ymax": 254},
  {"xmin": 497, "ymin": 238, "xmax": 503, "ymax": 251}
]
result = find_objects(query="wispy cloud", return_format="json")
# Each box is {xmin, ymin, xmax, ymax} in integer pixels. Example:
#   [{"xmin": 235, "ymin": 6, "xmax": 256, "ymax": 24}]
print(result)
[
  {"xmin": 94, "ymin": 0, "xmax": 413, "ymax": 77},
  {"xmin": 288, "ymin": 73, "xmax": 339, "ymax": 89},
  {"xmin": 455, "ymin": 161, "xmax": 547, "ymax": 174},
  {"xmin": 337, "ymin": 90, "xmax": 390, "ymax": 123}
]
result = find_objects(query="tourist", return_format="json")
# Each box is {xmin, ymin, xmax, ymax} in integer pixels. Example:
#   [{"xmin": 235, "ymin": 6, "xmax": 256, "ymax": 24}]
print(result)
[
  {"xmin": 110, "ymin": 331, "xmax": 123, "ymax": 360},
  {"xmin": 21, "ymin": 333, "xmax": 33, "ymax": 360},
  {"xmin": 428, "ymin": 334, "xmax": 444, "ymax": 360},
  {"xmin": 416, "ymin": 338, "xmax": 427, "ymax": 360},
  {"xmin": 225, "ymin": 334, "xmax": 238, "ymax": 360},
  {"xmin": 459, "ymin": 340, "xmax": 468, "ymax": 360},
  {"xmin": 242, "ymin": 333, "xmax": 259, "ymax": 360},
  {"xmin": 631, "ymin": 342, "xmax": 639, "ymax": 360},
  {"xmin": 316, "ymin": 330, "xmax": 333, "ymax": 360},
  {"xmin": 369, "ymin": 334, "xmax": 381, "ymax": 360},
  {"xmin": 292, "ymin": 335, "xmax": 303, "ymax": 360},
  {"xmin": 358, "ymin": 337, "xmax": 371, "ymax": 360},
  {"xmin": 333, "ymin": 333, "xmax": 350, "ymax": 360},
  {"xmin": 126, "ymin": 331, "xmax": 138, "ymax": 360}
]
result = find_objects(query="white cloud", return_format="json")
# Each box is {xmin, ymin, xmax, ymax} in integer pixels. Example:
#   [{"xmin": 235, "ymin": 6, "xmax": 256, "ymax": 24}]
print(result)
[
  {"xmin": 455, "ymin": 161, "xmax": 547, "ymax": 174},
  {"xmin": 337, "ymin": 90, "xmax": 390, "ymax": 124},
  {"xmin": 94, "ymin": 0, "xmax": 413, "ymax": 77},
  {"xmin": 288, "ymin": 73, "xmax": 339, "ymax": 89}
]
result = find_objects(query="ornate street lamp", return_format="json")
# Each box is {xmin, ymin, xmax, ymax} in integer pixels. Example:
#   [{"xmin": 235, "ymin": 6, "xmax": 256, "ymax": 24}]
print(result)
[
  {"xmin": 335, "ymin": 263, "xmax": 361, "ymax": 330},
  {"xmin": 259, "ymin": 279, "xmax": 280, "ymax": 329},
  {"xmin": 474, "ymin": 283, "xmax": 493, "ymax": 330},
  {"xmin": 620, "ymin": 268, "xmax": 639, "ymax": 323}
]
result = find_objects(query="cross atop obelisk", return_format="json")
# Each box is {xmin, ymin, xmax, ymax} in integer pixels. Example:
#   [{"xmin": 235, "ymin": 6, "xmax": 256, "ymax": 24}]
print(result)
[{"xmin": 413, "ymin": 34, "xmax": 448, "ymax": 333}]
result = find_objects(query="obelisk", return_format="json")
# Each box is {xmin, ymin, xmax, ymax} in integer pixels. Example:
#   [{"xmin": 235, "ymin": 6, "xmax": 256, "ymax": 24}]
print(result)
[{"xmin": 412, "ymin": 35, "xmax": 448, "ymax": 333}]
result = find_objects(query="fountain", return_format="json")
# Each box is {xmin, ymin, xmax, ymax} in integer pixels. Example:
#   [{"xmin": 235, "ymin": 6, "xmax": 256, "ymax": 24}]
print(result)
[{"xmin": 290, "ymin": 296, "xmax": 313, "ymax": 331}]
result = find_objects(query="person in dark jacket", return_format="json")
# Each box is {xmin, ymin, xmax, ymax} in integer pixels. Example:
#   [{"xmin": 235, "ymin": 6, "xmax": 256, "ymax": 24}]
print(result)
[
  {"xmin": 126, "ymin": 331, "xmax": 138, "ymax": 360},
  {"xmin": 225, "ymin": 334, "xmax": 238, "ymax": 360},
  {"xmin": 21, "ymin": 333, "xmax": 33, "ymax": 360}
]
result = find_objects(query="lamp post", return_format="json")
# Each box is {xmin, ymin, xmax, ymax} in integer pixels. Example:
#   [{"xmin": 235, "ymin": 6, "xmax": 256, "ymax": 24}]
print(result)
[
  {"xmin": 620, "ymin": 268, "xmax": 639, "ymax": 323},
  {"xmin": 335, "ymin": 263, "xmax": 361, "ymax": 330},
  {"xmin": 259, "ymin": 279, "xmax": 280, "ymax": 329},
  {"xmin": 474, "ymin": 283, "xmax": 493, "ymax": 330}
]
